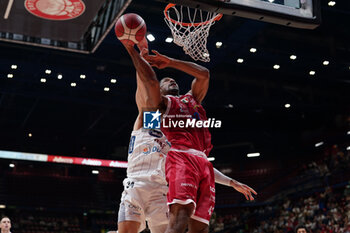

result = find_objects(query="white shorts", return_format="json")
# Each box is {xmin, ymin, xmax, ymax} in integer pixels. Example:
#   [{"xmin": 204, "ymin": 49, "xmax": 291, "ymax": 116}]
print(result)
[{"xmin": 118, "ymin": 178, "xmax": 169, "ymax": 232}]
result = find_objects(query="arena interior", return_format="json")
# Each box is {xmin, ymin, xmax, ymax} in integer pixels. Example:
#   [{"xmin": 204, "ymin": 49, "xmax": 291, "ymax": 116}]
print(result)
[{"xmin": 0, "ymin": 0, "xmax": 350, "ymax": 232}]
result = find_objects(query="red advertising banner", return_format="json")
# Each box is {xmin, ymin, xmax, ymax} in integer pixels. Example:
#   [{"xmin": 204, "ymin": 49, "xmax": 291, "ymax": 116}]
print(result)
[{"xmin": 0, "ymin": 150, "xmax": 127, "ymax": 168}]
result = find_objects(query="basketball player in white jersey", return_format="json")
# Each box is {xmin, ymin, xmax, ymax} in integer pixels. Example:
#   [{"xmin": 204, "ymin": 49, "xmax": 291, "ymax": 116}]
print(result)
[{"xmin": 117, "ymin": 39, "xmax": 257, "ymax": 233}]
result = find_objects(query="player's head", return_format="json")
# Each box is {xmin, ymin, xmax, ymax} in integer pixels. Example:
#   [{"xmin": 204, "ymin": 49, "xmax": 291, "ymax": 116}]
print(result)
[
  {"xmin": 295, "ymin": 225, "xmax": 307, "ymax": 233},
  {"xmin": 160, "ymin": 77, "xmax": 179, "ymax": 96},
  {"xmin": 0, "ymin": 217, "xmax": 11, "ymax": 232}
]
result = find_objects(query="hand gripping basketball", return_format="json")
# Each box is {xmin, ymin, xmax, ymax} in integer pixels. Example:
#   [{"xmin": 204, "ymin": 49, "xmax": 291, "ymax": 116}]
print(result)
[{"xmin": 115, "ymin": 13, "xmax": 147, "ymax": 46}]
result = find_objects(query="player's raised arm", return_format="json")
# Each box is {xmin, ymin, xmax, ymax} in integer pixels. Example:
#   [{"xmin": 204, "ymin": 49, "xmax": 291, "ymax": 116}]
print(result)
[
  {"xmin": 214, "ymin": 168, "xmax": 257, "ymax": 201},
  {"xmin": 142, "ymin": 50, "xmax": 210, "ymax": 103},
  {"xmin": 122, "ymin": 44, "xmax": 162, "ymax": 111}
]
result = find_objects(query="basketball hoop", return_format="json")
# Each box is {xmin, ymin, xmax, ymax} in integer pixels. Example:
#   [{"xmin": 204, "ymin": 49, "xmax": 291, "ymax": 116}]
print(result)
[{"xmin": 164, "ymin": 3, "xmax": 222, "ymax": 62}]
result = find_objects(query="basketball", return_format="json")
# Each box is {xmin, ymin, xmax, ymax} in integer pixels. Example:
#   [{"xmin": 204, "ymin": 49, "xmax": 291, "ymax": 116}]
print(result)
[{"xmin": 115, "ymin": 13, "xmax": 147, "ymax": 45}]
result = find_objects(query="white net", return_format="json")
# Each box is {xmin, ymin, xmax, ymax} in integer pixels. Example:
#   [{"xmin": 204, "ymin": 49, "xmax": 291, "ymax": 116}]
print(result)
[{"xmin": 164, "ymin": 4, "xmax": 222, "ymax": 62}]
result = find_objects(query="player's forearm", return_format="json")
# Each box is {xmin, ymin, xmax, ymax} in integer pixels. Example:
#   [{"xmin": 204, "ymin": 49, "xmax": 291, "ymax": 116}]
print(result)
[
  {"xmin": 214, "ymin": 168, "xmax": 233, "ymax": 187},
  {"xmin": 126, "ymin": 46, "xmax": 157, "ymax": 84},
  {"xmin": 167, "ymin": 58, "xmax": 209, "ymax": 80}
]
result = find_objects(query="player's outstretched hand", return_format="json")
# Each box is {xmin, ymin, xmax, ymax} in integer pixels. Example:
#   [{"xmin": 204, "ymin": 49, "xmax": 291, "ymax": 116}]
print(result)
[
  {"xmin": 230, "ymin": 180, "xmax": 257, "ymax": 201},
  {"xmin": 141, "ymin": 50, "xmax": 171, "ymax": 69}
]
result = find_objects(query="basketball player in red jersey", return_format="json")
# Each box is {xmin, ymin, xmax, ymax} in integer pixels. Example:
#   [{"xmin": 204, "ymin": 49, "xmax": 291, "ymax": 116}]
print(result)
[
  {"xmin": 118, "ymin": 36, "xmax": 256, "ymax": 233},
  {"xmin": 142, "ymin": 50, "xmax": 257, "ymax": 233}
]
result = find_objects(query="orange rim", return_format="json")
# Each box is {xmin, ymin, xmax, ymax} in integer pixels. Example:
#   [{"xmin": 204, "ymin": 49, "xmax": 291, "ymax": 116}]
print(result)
[{"xmin": 164, "ymin": 3, "xmax": 222, "ymax": 27}]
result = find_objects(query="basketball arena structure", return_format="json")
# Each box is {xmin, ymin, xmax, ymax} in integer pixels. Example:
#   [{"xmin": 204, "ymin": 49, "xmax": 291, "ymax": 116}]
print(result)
[{"xmin": 0, "ymin": 0, "xmax": 350, "ymax": 232}]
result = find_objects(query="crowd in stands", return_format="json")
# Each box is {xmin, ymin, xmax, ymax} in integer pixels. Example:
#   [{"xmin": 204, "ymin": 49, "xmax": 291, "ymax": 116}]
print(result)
[
  {"xmin": 1, "ymin": 145, "xmax": 349, "ymax": 233},
  {"xmin": 209, "ymin": 145, "xmax": 350, "ymax": 233}
]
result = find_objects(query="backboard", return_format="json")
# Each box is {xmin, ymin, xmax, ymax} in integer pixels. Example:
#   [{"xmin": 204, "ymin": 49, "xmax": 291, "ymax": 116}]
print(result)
[
  {"xmin": 0, "ymin": 0, "xmax": 132, "ymax": 53},
  {"xmin": 158, "ymin": 0, "xmax": 321, "ymax": 29}
]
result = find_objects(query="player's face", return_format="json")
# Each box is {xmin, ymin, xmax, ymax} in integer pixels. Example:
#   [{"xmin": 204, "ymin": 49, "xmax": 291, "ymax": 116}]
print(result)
[
  {"xmin": 160, "ymin": 77, "xmax": 179, "ymax": 96},
  {"xmin": 297, "ymin": 229, "xmax": 307, "ymax": 233},
  {"xmin": 0, "ymin": 217, "xmax": 11, "ymax": 230}
]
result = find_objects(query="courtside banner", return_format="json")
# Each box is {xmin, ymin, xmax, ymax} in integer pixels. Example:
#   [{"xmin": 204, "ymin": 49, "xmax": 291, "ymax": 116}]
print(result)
[{"xmin": 0, "ymin": 150, "xmax": 127, "ymax": 168}]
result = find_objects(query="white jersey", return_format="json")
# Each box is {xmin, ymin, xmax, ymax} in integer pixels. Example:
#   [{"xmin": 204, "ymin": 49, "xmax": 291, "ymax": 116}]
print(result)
[{"xmin": 127, "ymin": 128, "xmax": 170, "ymax": 185}]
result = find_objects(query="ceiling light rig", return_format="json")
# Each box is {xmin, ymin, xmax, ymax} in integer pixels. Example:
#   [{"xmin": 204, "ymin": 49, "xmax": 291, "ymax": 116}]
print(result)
[
  {"xmin": 80, "ymin": 74, "xmax": 86, "ymax": 79},
  {"xmin": 237, "ymin": 58, "xmax": 244, "ymax": 63},
  {"xmin": 7, "ymin": 74, "xmax": 13, "ymax": 79},
  {"xmin": 57, "ymin": 74, "xmax": 63, "ymax": 79},
  {"xmin": 111, "ymin": 79, "xmax": 117, "ymax": 83},
  {"xmin": 290, "ymin": 55, "xmax": 297, "ymax": 60},
  {"xmin": 309, "ymin": 70, "xmax": 316, "ymax": 76},
  {"xmin": 71, "ymin": 82, "xmax": 77, "ymax": 87},
  {"xmin": 45, "ymin": 69, "xmax": 51, "ymax": 74},
  {"xmin": 11, "ymin": 65, "xmax": 17, "ymax": 69}
]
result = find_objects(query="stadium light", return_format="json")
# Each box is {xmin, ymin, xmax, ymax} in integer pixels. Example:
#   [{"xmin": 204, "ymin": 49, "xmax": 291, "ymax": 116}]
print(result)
[
  {"xmin": 207, "ymin": 157, "xmax": 215, "ymax": 161},
  {"xmin": 273, "ymin": 64, "xmax": 280, "ymax": 70},
  {"xmin": 9, "ymin": 163, "xmax": 15, "ymax": 168},
  {"xmin": 290, "ymin": 55, "xmax": 297, "ymax": 60},
  {"xmin": 92, "ymin": 170, "xmax": 99, "ymax": 174},
  {"xmin": 11, "ymin": 65, "xmax": 17, "ymax": 69},
  {"xmin": 104, "ymin": 87, "xmax": 110, "ymax": 92},
  {"xmin": 71, "ymin": 82, "xmax": 77, "ymax": 87},
  {"xmin": 347, "ymin": 146, "xmax": 350, "ymax": 151},
  {"xmin": 165, "ymin": 37, "xmax": 173, "ymax": 43},
  {"xmin": 323, "ymin": 60, "xmax": 329, "ymax": 66},
  {"xmin": 250, "ymin": 48, "xmax": 257, "ymax": 53},
  {"xmin": 80, "ymin": 74, "xmax": 86, "ymax": 79},
  {"xmin": 7, "ymin": 74, "xmax": 13, "ymax": 79},
  {"xmin": 45, "ymin": 69, "xmax": 51, "ymax": 74},
  {"xmin": 247, "ymin": 152, "xmax": 260, "ymax": 157},
  {"xmin": 315, "ymin": 142, "xmax": 324, "ymax": 147},
  {"xmin": 237, "ymin": 58, "xmax": 244, "ymax": 63},
  {"xmin": 147, "ymin": 34, "xmax": 155, "ymax": 42},
  {"xmin": 309, "ymin": 70, "xmax": 316, "ymax": 76},
  {"xmin": 215, "ymin": 42, "xmax": 223, "ymax": 48},
  {"xmin": 111, "ymin": 79, "xmax": 117, "ymax": 83},
  {"xmin": 347, "ymin": 131, "xmax": 350, "ymax": 135},
  {"xmin": 28, "ymin": 133, "xmax": 32, "ymax": 137},
  {"xmin": 0, "ymin": 205, "xmax": 6, "ymax": 209},
  {"xmin": 40, "ymin": 78, "xmax": 46, "ymax": 83},
  {"xmin": 57, "ymin": 74, "xmax": 63, "ymax": 79},
  {"xmin": 328, "ymin": 1, "xmax": 336, "ymax": 6},
  {"xmin": 285, "ymin": 103, "xmax": 291, "ymax": 108}
]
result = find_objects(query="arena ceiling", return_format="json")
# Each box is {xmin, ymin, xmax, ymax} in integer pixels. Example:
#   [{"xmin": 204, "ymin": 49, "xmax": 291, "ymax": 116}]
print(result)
[{"xmin": 0, "ymin": 0, "xmax": 349, "ymax": 165}]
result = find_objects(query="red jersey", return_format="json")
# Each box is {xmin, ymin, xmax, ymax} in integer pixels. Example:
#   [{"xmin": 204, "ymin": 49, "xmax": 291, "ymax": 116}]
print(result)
[{"xmin": 161, "ymin": 93, "xmax": 213, "ymax": 156}]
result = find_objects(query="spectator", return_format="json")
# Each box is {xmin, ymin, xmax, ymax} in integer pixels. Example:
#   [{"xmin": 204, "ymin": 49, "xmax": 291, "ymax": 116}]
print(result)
[
  {"xmin": 295, "ymin": 225, "xmax": 308, "ymax": 233},
  {"xmin": 0, "ymin": 217, "xmax": 11, "ymax": 233}
]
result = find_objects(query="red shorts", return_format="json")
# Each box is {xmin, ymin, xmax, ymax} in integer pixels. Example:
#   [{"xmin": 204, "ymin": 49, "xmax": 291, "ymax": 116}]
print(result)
[{"xmin": 165, "ymin": 149, "xmax": 215, "ymax": 225}]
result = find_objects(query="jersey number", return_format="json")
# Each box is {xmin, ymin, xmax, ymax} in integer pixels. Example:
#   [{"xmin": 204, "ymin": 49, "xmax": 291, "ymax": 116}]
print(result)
[{"xmin": 128, "ymin": 136, "xmax": 136, "ymax": 154}]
